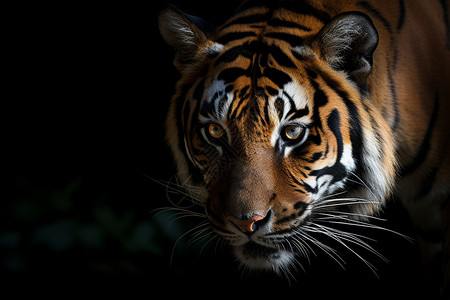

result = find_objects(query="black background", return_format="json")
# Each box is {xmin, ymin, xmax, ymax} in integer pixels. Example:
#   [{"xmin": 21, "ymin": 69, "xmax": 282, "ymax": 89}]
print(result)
[{"xmin": 3, "ymin": 1, "xmax": 434, "ymax": 298}]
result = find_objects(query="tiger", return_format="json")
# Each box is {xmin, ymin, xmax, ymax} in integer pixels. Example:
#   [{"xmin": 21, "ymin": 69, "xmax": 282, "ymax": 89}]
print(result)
[{"xmin": 158, "ymin": 0, "xmax": 450, "ymax": 295}]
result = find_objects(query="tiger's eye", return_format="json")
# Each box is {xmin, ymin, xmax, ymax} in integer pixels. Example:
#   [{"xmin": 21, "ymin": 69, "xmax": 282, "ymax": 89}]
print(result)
[
  {"xmin": 208, "ymin": 123, "xmax": 224, "ymax": 139},
  {"xmin": 284, "ymin": 125, "xmax": 302, "ymax": 140}
]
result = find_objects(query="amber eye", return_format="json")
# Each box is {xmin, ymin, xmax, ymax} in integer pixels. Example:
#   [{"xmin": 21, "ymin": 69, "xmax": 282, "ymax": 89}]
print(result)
[
  {"xmin": 208, "ymin": 123, "xmax": 224, "ymax": 139},
  {"xmin": 283, "ymin": 124, "xmax": 303, "ymax": 140}
]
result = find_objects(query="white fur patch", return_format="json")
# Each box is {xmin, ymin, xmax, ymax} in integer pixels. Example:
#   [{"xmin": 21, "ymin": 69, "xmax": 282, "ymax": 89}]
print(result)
[
  {"xmin": 233, "ymin": 244, "xmax": 295, "ymax": 273},
  {"xmin": 281, "ymin": 81, "xmax": 309, "ymax": 112},
  {"xmin": 341, "ymin": 144, "xmax": 356, "ymax": 172},
  {"xmin": 269, "ymin": 82, "xmax": 310, "ymax": 149},
  {"xmin": 208, "ymin": 42, "xmax": 224, "ymax": 54},
  {"xmin": 361, "ymin": 128, "xmax": 386, "ymax": 201},
  {"xmin": 204, "ymin": 79, "xmax": 233, "ymax": 120}
]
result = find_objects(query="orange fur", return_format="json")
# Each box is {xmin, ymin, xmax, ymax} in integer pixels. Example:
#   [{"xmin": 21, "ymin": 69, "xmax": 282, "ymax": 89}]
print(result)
[{"xmin": 159, "ymin": 0, "xmax": 449, "ymax": 291}]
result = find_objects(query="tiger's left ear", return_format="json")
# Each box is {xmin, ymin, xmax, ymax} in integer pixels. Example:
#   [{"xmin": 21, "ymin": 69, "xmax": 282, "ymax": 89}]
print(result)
[
  {"xmin": 313, "ymin": 12, "xmax": 378, "ymax": 88},
  {"xmin": 159, "ymin": 5, "xmax": 219, "ymax": 72}
]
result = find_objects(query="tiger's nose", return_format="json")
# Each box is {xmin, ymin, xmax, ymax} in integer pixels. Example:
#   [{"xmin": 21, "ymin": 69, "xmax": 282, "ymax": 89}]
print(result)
[{"xmin": 226, "ymin": 211, "xmax": 271, "ymax": 233}]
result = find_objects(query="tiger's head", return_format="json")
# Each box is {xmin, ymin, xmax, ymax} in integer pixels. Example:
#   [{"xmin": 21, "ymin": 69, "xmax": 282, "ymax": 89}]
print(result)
[{"xmin": 158, "ymin": 4, "xmax": 396, "ymax": 273}]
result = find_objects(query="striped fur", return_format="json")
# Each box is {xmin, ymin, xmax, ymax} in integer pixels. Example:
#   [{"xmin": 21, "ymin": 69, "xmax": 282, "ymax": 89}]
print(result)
[{"xmin": 159, "ymin": 0, "xmax": 450, "ymax": 292}]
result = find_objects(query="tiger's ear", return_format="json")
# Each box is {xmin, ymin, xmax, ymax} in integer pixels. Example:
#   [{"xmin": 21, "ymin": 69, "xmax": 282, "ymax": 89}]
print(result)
[
  {"xmin": 313, "ymin": 12, "xmax": 378, "ymax": 88},
  {"xmin": 159, "ymin": 5, "xmax": 218, "ymax": 72}
]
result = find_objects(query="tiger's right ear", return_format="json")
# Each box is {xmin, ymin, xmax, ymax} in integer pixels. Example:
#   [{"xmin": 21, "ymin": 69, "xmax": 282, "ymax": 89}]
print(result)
[{"xmin": 158, "ymin": 5, "xmax": 219, "ymax": 72}]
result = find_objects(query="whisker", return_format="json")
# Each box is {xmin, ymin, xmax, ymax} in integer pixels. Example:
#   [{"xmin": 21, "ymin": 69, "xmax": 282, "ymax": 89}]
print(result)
[
  {"xmin": 198, "ymin": 233, "xmax": 220, "ymax": 256},
  {"xmin": 170, "ymin": 221, "xmax": 210, "ymax": 266},
  {"xmin": 297, "ymin": 225, "xmax": 346, "ymax": 269},
  {"xmin": 151, "ymin": 206, "xmax": 206, "ymax": 219},
  {"xmin": 314, "ymin": 216, "xmax": 378, "ymax": 243},
  {"xmin": 292, "ymin": 237, "xmax": 313, "ymax": 263},
  {"xmin": 317, "ymin": 190, "xmax": 349, "ymax": 201},
  {"xmin": 186, "ymin": 226, "xmax": 213, "ymax": 247},
  {"xmin": 313, "ymin": 199, "xmax": 375, "ymax": 210},
  {"xmin": 144, "ymin": 173, "xmax": 207, "ymax": 206},
  {"xmin": 314, "ymin": 197, "xmax": 374, "ymax": 205},
  {"xmin": 316, "ymin": 218, "xmax": 413, "ymax": 241},
  {"xmin": 164, "ymin": 211, "xmax": 207, "ymax": 232},
  {"xmin": 348, "ymin": 171, "xmax": 378, "ymax": 200},
  {"xmin": 317, "ymin": 210, "xmax": 387, "ymax": 222},
  {"xmin": 290, "ymin": 255, "xmax": 306, "ymax": 275},
  {"xmin": 214, "ymin": 235, "xmax": 227, "ymax": 255},
  {"xmin": 314, "ymin": 223, "xmax": 388, "ymax": 263},
  {"xmin": 307, "ymin": 222, "xmax": 380, "ymax": 277}
]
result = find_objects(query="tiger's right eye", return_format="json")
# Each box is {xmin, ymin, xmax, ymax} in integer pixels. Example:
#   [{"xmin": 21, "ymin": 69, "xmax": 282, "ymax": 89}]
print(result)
[{"xmin": 208, "ymin": 123, "xmax": 224, "ymax": 139}]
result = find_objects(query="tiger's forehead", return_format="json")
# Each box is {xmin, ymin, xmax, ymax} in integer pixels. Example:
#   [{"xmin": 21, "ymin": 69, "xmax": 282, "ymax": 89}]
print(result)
[
  {"xmin": 202, "ymin": 76, "xmax": 309, "ymax": 116},
  {"xmin": 198, "ymin": 38, "xmax": 311, "ymax": 117}
]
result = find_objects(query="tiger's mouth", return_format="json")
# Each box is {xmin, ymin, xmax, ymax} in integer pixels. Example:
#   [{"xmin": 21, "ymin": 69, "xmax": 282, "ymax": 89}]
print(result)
[
  {"xmin": 211, "ymin": 207, "xmax": 311, "ymax": 273},
  {"xmin": 233, "ymin": 241, "xmax": 295, "ymax": 272}
]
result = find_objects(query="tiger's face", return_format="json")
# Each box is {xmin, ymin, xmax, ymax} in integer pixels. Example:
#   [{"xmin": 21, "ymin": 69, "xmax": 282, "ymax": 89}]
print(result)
[
  {"xmin": 197, "ymin": 55, "xmax": 355, "ymax": 269},
  {"xmin": 159, "ymin": 6, "xmax": 396, "ymax": 273}
]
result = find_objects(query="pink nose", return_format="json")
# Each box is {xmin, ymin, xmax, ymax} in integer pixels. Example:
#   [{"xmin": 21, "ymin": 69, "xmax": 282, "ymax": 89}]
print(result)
[{"xmin": 226, "ymin": 215, "xmax": 264, "ymax": 233}]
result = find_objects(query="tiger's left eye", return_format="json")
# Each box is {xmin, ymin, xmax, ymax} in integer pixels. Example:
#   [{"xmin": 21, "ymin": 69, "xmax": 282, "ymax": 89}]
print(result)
[
  {"xmin": 283, "ymin": 125, "xmax": 303, "ymax": 140},
  {"xmin": 208, "ymin": 123, "xmax": 224, "ymax": 139}
]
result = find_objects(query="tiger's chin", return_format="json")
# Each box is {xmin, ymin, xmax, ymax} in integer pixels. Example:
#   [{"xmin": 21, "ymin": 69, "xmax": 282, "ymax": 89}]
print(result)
[{"xmin": 232, "ymin": 242, "xmax": 295, "ymax": 274}]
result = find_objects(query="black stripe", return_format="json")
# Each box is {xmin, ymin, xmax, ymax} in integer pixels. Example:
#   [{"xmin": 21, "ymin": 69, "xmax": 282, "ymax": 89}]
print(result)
[
  {"xmin": 294, "ymin": 201, "xmax": 308, "ymax": 210},
  {"xmin": 439, "ymin": 0, "xmax": 450, "ymax": 48},
  {"xmin": 266, "ymin": 86, "xmax": 278, "ymax": 96},
  {"xmin": 286, "ymin": 168, "xmax": 317, "ymax": 195},
  {"xmin": 327, "ymin": 110, "xmax": 343, "ymax": 163},
  {"xmin": 283, "ymin": 91, "xmax": 297, "ymax": 117},
  {"xmin": 387, "ymin": 67, "xmax": 400, "ymax": 131},
  {"xmin": 267, "ymin": 18, "xmax": 312, "ymax": 32},
  {"xmin": 394, "ymin": 0, "xmax": 406, "ymax": 70},
  {"xmin": 263, "ymin": 99, "xmax": 271, "ymax": 125},
  {"xmin": 392, "ymin": 47, "xmax": 399, "ymax": 70},
  {"xmin": 250, "ymin": 100, "xmax": 265, "ymax": 125},
  {"xmin": 217, "ymin": 67, "xmax": 248, "ymax": 84},
  {"xmin": 234, "ymin": 100, "xmax": 251, "ymax": 121},
  {"xmin": 216, "ymin": 31, "xmax": 257, "ymax": 44},
  {"xmin": 308, "ymin": 78, "xmax": 327, "ymax": 130},
  {"xmin": 263, "ymin": 67, "xmax": 292, "ymax": 88},
  {"xmin": 269, "ymin": 45, "xmax": 296, "ymax": 68},
  {"xmin": 216, "ymin": 86, "xmax": 234, "ymax": 117},
  {"xmin": 318, "ymin": 72, "xmax": 364, "ymax": 181},
  {"xmin": 226, "ymin": 90, "xmax": 240, "ymax": 120},
  {"xmin": 220, "ymin": 12, "xmax": 271, "ymax": 30},
  {"xmin": 214, "ymin": 45, "xmax": 242, "ymax": 66},
  {"xmin": 397, "ymin": 0, "xmax": 406, "ymax": 31},
  {"xmin": 287, "ymin": 170, "xmax": 308, "ymax": 190},
  {"xmin": 264, "ymin": 32, "xmax": 304, "ymax": 47},
  {"xmin": 288, "ymin": 107, "xmax": 310, "ymax": 120},
  {"xmin": 274, "ymin": 97, "xmax": 284, "ymax": 120},
  {"xmin": 238, "ymin": 86, "xmax": 250, "ymax": 99},
  {"xmin": 199, "ymin": 99, "xmax": 215, "ymax": 118},
  {"xmin": 399, "ymin": 94, "xmax": 440, "ymax": 176},
  {"xmin": 310, "ymin": 152, "xmax": 322, "ymax": 162},
  {"xmin": 305, "ymin": 67, "xmax": 318, "ymax": 79},
  {"xmin": 276, "ymin": 213, "xmax": 297, "ymax": 224}
]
